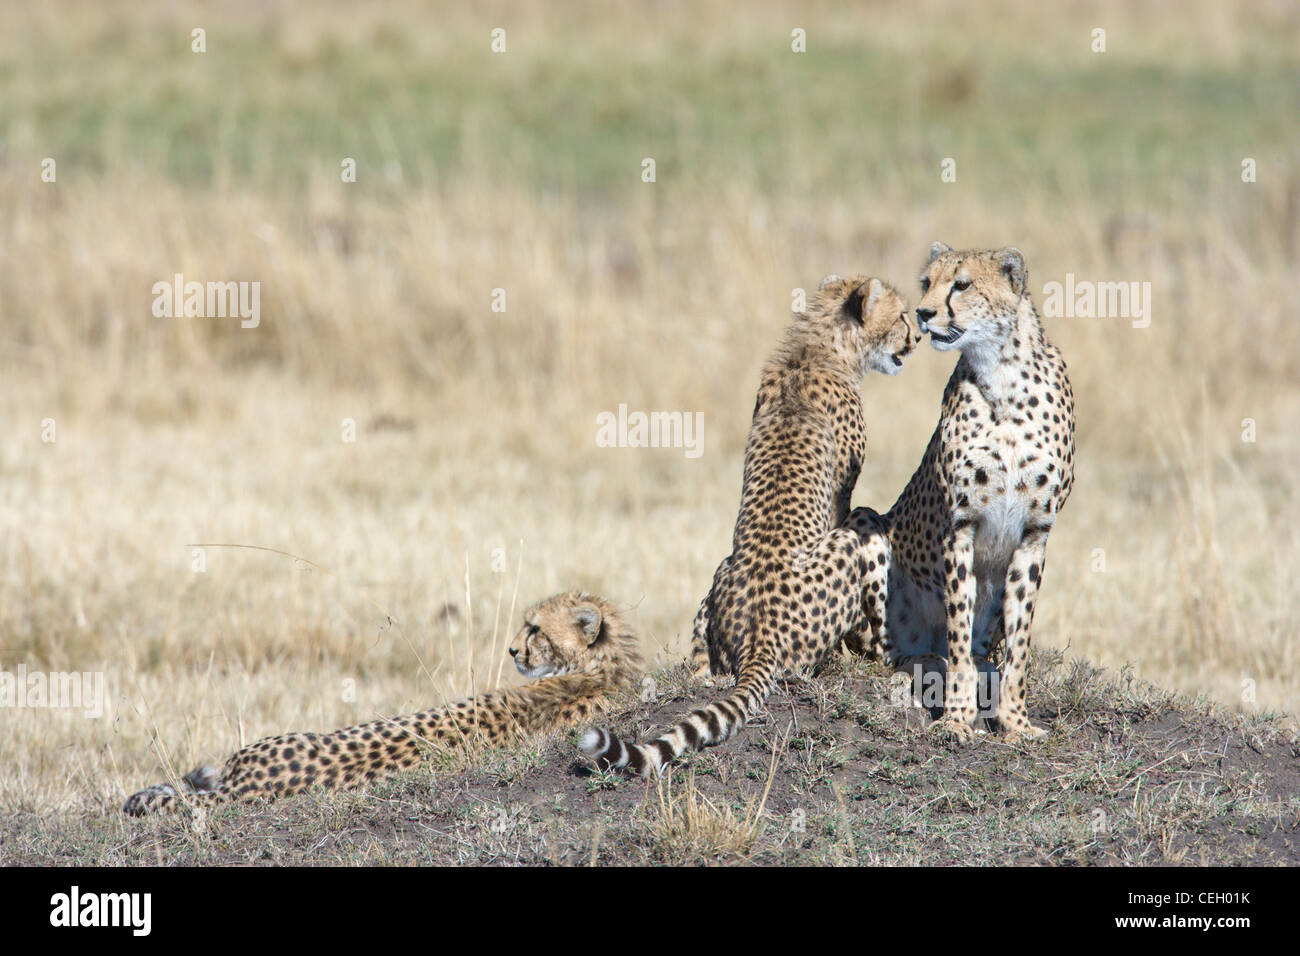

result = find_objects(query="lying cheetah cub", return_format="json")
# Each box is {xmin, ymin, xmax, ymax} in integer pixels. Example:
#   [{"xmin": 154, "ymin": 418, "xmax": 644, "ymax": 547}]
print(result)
[
  {"xmin": 123, "ymin": 591, "xmax": 642, "ymax": 815},
  {"xmin": 847, "ymin": 243, "xmax": 1075, "ymax": 742},
  {"xmin": 582, "ymin": 275, "xmax": 919, "ymax": 775}
]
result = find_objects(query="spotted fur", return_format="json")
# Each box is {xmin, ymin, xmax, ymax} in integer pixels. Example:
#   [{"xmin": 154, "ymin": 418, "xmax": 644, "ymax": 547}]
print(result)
[
  {"xmin": 581, "ymin": 274, "xmax": 919, "ymax": 775},
  {"xmin": 123, "ymin": 592, "xmax": 642, "ymax": 815},
  {"xmin": 845, "ymin": 243, "xmax": 1075, "ymax": 742}
]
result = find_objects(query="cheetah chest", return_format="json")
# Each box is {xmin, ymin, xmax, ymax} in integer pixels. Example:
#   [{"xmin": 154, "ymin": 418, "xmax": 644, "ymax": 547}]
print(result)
[
  {"xmin": 964, "ymin": 408, "xmax": 1055, "ymax": 542},
  {"xmin": 965, "ymin": 421, "xmax": 1057, "ymax": 650}
]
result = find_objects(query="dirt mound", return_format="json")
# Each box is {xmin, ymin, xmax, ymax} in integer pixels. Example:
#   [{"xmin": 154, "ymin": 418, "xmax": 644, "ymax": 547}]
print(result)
[{"xmin": 6, "ymin": 649, "xmax": 1295, "ymax": 866}]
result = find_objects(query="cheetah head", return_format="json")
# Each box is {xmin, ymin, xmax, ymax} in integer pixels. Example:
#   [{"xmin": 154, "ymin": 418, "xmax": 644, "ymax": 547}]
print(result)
[
  {"xmin": 809, "ymin": 274, "xmax": 919, "ymax": 377},
  {"xmin": 915, "ymin": 242, "xmax": 1028, "ymax": 358},
  {"xmin": 508, "ymin": 591, "xmax": 640, "ymax": 680}
]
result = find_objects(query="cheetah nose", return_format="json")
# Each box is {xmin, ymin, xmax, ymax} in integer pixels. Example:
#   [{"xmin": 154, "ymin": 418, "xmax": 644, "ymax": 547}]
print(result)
[
  {"xmin": 916, "ymin": 307, "xmax": 935, "ymax": 332},
  {"xmin": 509, "ymin": 647, "xmax": 518, "ymax": 657}
]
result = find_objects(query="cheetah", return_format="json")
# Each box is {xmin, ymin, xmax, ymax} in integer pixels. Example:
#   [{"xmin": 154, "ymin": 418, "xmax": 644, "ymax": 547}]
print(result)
[
  {"xmin": 122, "ymin": 591, "xmax": 642, "ymax": 815},
  {"xmin": 844, "ymin": 243, "xmax": 1075, "ymax": 743},
  {"xmin": 581, "ymin": 274, "xmax": 919, "ymax": 775}
]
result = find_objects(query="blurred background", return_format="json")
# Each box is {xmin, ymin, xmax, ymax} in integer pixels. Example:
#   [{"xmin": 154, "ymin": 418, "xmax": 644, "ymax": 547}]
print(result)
[{"xmin": 1, "ymin": 0, "xmax": 1297, "ymax": 811}]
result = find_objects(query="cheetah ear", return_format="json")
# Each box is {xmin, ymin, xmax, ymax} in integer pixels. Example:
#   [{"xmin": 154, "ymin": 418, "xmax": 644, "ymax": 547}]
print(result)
[
  {"xmin": 928, "ymin": 241, "xmax": 952, "ymax": 263},
  {"xmin": 999, "ymin": 247, "xmax": 1027, "ymax": 296},
  {"xmin": 862, "ymin": 277, "xmax": 885, "ymax": 316},
  {"xmin": 842, "ymin": 285, "xmax": 863, "ymax": 323},
  {"xmin": 818, "ymin": 274, "xmax": 843, "ymax": 291},
  {"xmin": 842, "ymin": 279, "xmax": 881, "ymax": 324},
  {"xmin": 573, "ymin": 605, "xmax": 602, "ymax": 644}
]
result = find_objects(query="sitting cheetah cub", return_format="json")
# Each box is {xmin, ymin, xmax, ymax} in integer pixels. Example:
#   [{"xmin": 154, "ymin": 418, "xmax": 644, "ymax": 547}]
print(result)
[
  {"xmin": 123, "ymin": 592, "xmax": 642, "ymax": 815},
  {"xmin": 582, "ymin": 275, "xmax": 919, "ymax": 775},
  {"xmin": 846, "ymin": 243, "xmax": 1075, "ymax": 743}
]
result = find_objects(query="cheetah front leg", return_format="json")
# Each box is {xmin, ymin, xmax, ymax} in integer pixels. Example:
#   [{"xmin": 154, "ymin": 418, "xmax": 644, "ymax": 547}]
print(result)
[
  {"xmin": 122, "ymin": 764, "xmax": 225, "ymax": 816},
  {"xmin": 842, "ymin": 515, "xmax": 943, "ymax": 716},
  {"xmin": 996, "ymin": 529, "xmax": 1050, "ymax": 742},
  {"xmin": 841, "ymin": 507, "xmax": 891, "ymax": 659},
  {"xmin": 930, "ymin": 522, "xmax": 979, "ymax": 743}
]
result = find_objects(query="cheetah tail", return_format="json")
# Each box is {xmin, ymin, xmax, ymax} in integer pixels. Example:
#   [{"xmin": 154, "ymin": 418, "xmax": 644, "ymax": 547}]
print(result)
[
  {"xmin": 579, "ymin": 651, "xmax": 777, "ymax": 776},
  {"xmin": 121, "ymin": 764, "xmax": 226, "ymax": 816}
]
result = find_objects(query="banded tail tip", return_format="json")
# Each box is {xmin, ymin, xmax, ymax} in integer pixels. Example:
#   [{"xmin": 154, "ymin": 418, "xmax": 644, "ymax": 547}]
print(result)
[
  {"xmin": 121, "ymin": 794, "xmax": 146, "ymax": 816},
  {"xmin": 579, "ymin": 728, "xmax": 607, "ymax": 756}
]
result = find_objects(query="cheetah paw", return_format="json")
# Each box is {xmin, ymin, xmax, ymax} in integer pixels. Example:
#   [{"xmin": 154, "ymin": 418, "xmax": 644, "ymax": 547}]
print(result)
[
  {"xmin": 691, "ymin": 667, "xmax": 718, "ymax": 689},
  {"xmin": 184, "ymin": 765, "xmax": 222, "ymax": 792},
  {"xmin": 928, "ymin": 715, "xmax": 976, "ymax": 744},
  {"xmin": 1001, "ymin": 722, "xmax": 1048, "ymax": 744}
]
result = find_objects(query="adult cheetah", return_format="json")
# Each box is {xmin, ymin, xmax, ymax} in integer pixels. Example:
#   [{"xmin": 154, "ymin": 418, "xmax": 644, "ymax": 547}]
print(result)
[
  {"xmin": 845, "ymin": 243, "xmax": 1075, "ymax": 743},
  {"xmin": 123, "ymin": 591, "xmax": 642, "ymax": 815},
  {"xmin": 581, "ymin": 274, "xmax": 919, "ymax": 775}
]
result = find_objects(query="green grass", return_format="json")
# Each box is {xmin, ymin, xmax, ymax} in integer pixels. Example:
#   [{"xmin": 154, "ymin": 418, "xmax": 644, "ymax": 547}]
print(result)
[{"xmin": 5, "ymin": 17, "xmax": 1295, "ymax": 198}]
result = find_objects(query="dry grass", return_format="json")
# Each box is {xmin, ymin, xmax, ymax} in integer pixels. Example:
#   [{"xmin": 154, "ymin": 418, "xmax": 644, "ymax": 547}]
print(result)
[
  {"xmin": 0, "ymin": 0, "xmax": 1296, "ymax": 819},
  {"xmin": 633, "ymin": 734, "xmax": 782, "ymax": 864}
]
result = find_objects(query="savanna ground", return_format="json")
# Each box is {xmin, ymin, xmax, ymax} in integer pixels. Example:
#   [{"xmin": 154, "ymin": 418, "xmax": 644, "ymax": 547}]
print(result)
[{"xmin": 0, "ymin": 0, "xmax": 1297, "ymax": 865}]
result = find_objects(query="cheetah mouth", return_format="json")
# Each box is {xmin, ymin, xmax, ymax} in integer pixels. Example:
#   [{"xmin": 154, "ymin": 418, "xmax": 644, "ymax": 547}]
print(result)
[
  {"xmin": 517, "ymin": 660, "xmax": 564, "ymax": 679},
  {"xmin": 928, "ymin": 325, "xmax": 964, "ymax": 345}
]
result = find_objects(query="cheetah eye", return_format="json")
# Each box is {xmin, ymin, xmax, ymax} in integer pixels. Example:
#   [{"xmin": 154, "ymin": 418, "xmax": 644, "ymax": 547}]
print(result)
[
  {"xmin": 953, "ymin": 278, "xmax": 972, "ymax": 292},
  {"xmin": 919, "ymin": 277, "xmax": 930, "ymax": 293}
]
